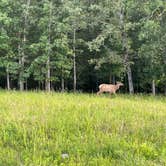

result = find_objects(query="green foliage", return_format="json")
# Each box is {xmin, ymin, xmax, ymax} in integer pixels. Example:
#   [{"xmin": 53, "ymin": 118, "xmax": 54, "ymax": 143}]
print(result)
[{"xmin": 0, "ymin": 0, "xmax": 165, "ymax": 93}]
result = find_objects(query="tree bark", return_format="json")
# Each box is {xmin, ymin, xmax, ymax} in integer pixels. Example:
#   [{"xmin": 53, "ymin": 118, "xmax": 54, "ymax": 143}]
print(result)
[
  {"xmin": 112, "ymin": 75, "xmax": 115, "ymax": 85},
  {"xmin": 25, "ymin": 79, "xmax": 28, "ymax": 91},
  {"xmin": 45, "ymin": 1, "xmax": 52, "ymax": 92},
  {"xmin": 127, "ymin": 65, "xmax": 134, "ymax": 94},
  {"xmin": 38, "ymin": 81, "xmax": 41, "ymax": 90},
  {"xmin": 61, "ymin": 77, "xmax": 65, "ymax": 92},
  {"xmin": 42, "ymin": 81, "xmax": 44, "ymax": 90},
  {"xmin": 20, "ymin": 55, "xmax": 25, "ymax": 91},
  {"xmin": 6, "ymin": 68, "xmax": 10, "ymax": 90},
  {"xmin": 73, "ymin": 28, "xmax": 76, "ymax": 92},
  {"xmin": 19, "ymin": 0, "xmax": 31, "ymax": 91},
  {"xmin": 152, "ymin": 79, "xmax": 156, "ymax": 95},
  {"xmin": 61, "ymin": 67, "xmax": 65, "ymax": 92},
  {"xmin": 46, "ymin": 56, "xmax": 51, "ymax": 92},
  {"xmin": 120, "ymin": 3, "xmax": 134, "ymax": 94},
  {"xmin": 109, "ymin": 71, "xmax": 112, "ymax": 83},
  {"xmin": 19, "ymin": 50, "xmax": 24, "ymax": 91}
]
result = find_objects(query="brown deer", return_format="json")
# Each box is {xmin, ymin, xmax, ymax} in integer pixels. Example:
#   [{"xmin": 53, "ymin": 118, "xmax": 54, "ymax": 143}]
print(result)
[{"xmin": 97, "ymin": 82, "xmax": 124, "ymax": 95}]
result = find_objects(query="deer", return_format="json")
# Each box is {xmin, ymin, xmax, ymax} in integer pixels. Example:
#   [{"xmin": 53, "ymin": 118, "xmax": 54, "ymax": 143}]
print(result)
[{"xmin": 97, "ymin": 82, "xmax": 124, "ymax": 95}]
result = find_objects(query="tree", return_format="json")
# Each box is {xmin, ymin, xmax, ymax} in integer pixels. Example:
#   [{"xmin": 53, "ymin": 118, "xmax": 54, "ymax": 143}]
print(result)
[
  {"xmin": 139, "ymin": 0, "xmax": 166, "ymax": 95},
  {"xmin": 63, "ymin": 0, "xmax": 87, "ymax": 92},
  {"xmin": 30, "ymin": 0, "xmax": 72, "ymax": 91}
]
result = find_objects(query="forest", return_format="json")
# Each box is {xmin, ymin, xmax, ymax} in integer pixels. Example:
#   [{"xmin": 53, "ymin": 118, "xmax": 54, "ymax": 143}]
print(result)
[{"xmin": 0, "ymin": 0, "xmax": 166, "ymax": 95}]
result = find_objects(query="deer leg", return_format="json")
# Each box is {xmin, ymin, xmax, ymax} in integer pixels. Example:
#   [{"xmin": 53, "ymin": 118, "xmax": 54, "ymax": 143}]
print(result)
[
  {"xmin": 97, "ymin": 91, "xmax": 100, "ymax": 95},
  {"xmin": 97, "ymin": 90, "xmax": 102, "ymax": 95},
  {"xmin": 112, "ymin": 91, "xmax": 117, "ymax": 96}
]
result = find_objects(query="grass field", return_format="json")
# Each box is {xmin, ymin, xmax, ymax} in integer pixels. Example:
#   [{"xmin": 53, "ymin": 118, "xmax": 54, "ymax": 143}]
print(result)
[{"xmin": 0, "ymin": 91, "xmax": 166, "ymax": 166}]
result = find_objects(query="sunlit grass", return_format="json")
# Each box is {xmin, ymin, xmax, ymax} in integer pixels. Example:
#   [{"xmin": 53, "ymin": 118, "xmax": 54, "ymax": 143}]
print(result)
[{"xmin": 0, "ymin": 91, "xmax": 166, "ymax": 165}]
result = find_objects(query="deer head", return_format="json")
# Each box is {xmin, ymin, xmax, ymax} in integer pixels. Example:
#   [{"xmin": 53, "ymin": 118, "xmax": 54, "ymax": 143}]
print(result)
[{"xmin": 116, "ymin": 82, "xmax": 124, "ymax": 87}]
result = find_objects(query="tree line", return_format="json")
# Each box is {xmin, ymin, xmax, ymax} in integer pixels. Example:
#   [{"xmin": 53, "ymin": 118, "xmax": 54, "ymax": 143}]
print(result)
[{"xmin": 0, "ymin": 0, "xmax": 166, "ymax": 95}]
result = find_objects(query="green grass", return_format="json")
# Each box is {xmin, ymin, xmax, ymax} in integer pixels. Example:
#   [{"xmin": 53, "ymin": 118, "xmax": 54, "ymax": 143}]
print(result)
[{"xmin": 0, "ymin": 91, "xmax": 166, "ymax": 166}]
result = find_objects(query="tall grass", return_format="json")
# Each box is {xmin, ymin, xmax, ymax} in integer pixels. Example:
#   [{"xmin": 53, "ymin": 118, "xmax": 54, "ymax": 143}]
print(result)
[{"xmin": 0, "ymin": 91, "xmax": 165, "ymax": 165}]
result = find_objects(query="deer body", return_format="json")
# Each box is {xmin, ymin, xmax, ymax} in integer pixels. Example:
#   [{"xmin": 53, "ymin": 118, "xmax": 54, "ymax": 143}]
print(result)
[{"xmin": 97, "ymin": 82, "xmax": 123, "ymax": 95}]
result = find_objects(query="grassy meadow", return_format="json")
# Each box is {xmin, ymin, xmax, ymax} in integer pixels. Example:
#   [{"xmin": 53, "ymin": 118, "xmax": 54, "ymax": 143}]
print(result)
[{"xmin": 0, "ymin": 91, "xmax": 166, "ymax": 166}]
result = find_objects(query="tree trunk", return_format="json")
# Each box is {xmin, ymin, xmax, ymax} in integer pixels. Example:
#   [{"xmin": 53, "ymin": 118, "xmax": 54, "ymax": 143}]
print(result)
[
  {"xmin": 38, "ymin": 81, "xmax": 41, "ymax": 90},
  {"xmin": 127, "ymin": 65, "xmax": 134, "ymax": 94},
  {"xmin": 109, "ymin": 73, "xmax": 115, "ymax": 84},
  {"xmin": 164, "ymin": 84, "xmax": 166, "ymax": 96},
  {"xmin": 19, "ymin": 0, "xmax": 31, "ymax": 91},
  {"xmin": 19, "ymin": 81, "xmax": 24, "ymax": 91},
  {"xmin": 25, "ymin": 79, "xmax": 28, "ymax": 91},
  {"xmin": 120, "ymin": 3, "xmax": 134, "ymax": 94},
  {"xmin": 61, "ymin": 77, "xmax": 65, "ymax": 92},
  {"xmin": 19, "ymin": 54, "xmax": 24, "ymax": 91},
  {"xmin": 46, "ymin": 56, "xmax": 51, "ymax": 92},
  {"xmin": 42, "ymin": 81, "xmax": 44, "ymax": 90},
  {"xmin": 45, "ymin": 1, "xmax": 52, "ymax": 92},
  {"xmin": 73, "ymin": 28, "xmax": 76, "ymax": 92},
  {"xmin": 152, "ymin": 80, "xmax": 156, "ymax": 95},
  {"xmin": 20, "ymin": 34, "xmax": 26, "ymax": 91},
  {"xmin": 6, "ymin": 68, "xmax": 10, "ymax": 90},
  {"xmin": 109, "ymin": 71, "xmax": 112, "ymax": 83},
  {"xmin": 61, "ymin": 67, "xmax": 65, "ymax": 92},
  {"xmin": 112, "ymin": 75, "xmax": 115, "ymax": 85}
]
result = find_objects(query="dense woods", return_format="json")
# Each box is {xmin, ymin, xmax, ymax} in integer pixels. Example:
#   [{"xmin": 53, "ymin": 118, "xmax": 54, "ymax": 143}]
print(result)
[{"xmin": 0, "ymin": 0, "xmax": 165, "ymax": 95}]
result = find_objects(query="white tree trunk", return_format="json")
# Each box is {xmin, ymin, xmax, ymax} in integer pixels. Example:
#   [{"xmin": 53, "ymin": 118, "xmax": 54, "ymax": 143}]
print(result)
[
  {"xmin": 6, "ymin": 68, "xmax": 10, "ymax": 90},
  {"xmin": 127, "ymin": 65, "xmax": 134, "ymax": 94},
  {"xmin": 120, "ymin": 3, "xmax": 134, "ymax": 94},
  {"xmin": 61, "ymin": 77, "xmax": 65, "ymax": 92},
  {"xmin": 152, "ymin": 80, "xmax": 156, "ymax": 95},
  {"xmin": 19, "ymin": 51, "xmax": 24, "ymax": 91},
  {"xmin": 46, "ymin": 56, "xmax": 51, "ymax": 92},
  {"xmin": 45, "ymin": 1, "xmax": 52, "ymax": 92},
  {"xmin": 25, "ymin": 79, "xmax": 28, "ymax": 91},
  {"xmin": 19, "ymin": 0, "xmax": 31, "ymax": 91},
  {"xmin": 38, "ymin": 81, "xmax": 41, "ymax": 90},
  {"xmin": 73, "ymin": 28, "xmax": 77, "ymax": 92}
]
